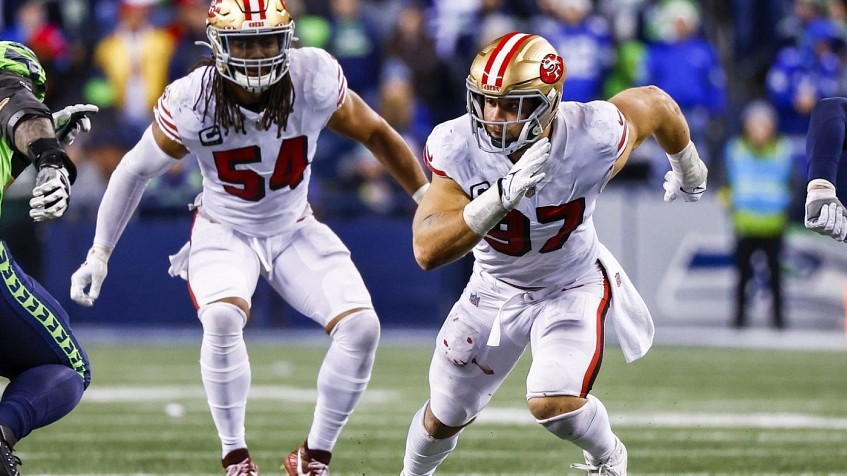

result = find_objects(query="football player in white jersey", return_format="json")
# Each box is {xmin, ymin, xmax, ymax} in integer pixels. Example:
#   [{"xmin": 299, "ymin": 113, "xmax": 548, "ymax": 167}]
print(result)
[
  {"xmin": 68, "ymin": 1, "xmax": 429, "ymax": 475},
  {"xmin": 400, "ymin": 33, "xmax": 707, "ymax": 476}
]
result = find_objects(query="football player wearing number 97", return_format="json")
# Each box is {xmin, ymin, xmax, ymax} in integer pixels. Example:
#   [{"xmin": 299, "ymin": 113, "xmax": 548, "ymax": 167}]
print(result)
[
  {"xmin": 68, "ymin": 1, "xmax": 428, "ymax": 475},
  {"xmin": 402, "ymin": 32, "xmax": 707, "ymax": 476}
]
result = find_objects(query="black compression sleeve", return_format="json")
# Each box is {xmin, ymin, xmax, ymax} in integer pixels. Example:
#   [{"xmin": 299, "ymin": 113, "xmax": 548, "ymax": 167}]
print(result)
[
  {"xmin": 0, "ymin": 71, "xmax": 51, "ymax": 145},
  {"xmin": 806, "ymin": 97, "xmax": 847, "ymax": 184}
]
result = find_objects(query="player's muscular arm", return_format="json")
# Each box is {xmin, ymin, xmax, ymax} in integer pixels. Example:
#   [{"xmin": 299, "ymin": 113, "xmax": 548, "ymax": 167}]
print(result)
[
  {"xmin": 0, "ymin": 72, "xmax": 55, "ymax": 157},
  {"xmin": 13, "ymin": 117, "xmax": 56, "ymax": 156},
  {"xmin": 328, "ymin": 90, "xmax": 428, "ymax": 195},
  {"xmin": 611, "ymin": 86, "xmax": 707, "ymax": 201},
  {"xmin": 609, "ymin": 85, "xmax": 690, "ymax": 159},
  {"xmin": 413, "ymin": 176, "xmax": 482, "ymax": 270}
]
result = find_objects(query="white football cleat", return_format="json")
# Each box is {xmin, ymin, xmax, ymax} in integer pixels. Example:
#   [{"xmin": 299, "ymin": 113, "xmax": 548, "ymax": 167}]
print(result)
[{"xmin": 570, "ymin": 437, "xmax": 627, "ymax": 475}]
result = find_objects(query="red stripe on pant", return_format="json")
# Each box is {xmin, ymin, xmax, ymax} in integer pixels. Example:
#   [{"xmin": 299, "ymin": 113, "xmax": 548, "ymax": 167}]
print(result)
[{"xmin": 579, "ymin": 261, "xmax": 611, "ymax": 398}]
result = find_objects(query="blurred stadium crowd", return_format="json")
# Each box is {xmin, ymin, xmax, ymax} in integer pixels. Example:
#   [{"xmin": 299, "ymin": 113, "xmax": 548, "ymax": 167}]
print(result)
[{"xmin": 2, "ymin": 0, "xmax": 847, "ymax": 225}]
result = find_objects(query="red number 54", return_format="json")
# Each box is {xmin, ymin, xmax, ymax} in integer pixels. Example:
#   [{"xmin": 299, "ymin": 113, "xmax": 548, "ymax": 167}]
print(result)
[{"xmin": 212, "ymin": 136, "xmax": 308, "ymax": 202}]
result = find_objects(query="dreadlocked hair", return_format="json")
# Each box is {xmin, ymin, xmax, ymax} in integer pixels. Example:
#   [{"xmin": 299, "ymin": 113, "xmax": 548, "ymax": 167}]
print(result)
[{"xmin": 191, "ymin": 57, "xmax": 295, "ymax": 138}]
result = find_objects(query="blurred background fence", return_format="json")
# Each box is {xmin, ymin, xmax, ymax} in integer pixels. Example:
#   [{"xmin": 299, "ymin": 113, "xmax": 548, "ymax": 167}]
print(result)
[{"xmin": 37, "ymin": 186, "xmax": 847, "ymax": 331}]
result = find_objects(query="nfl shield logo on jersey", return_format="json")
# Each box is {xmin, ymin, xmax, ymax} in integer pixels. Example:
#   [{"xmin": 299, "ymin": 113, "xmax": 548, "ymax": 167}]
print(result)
[{"xmin": 469, "ymin": 293, "xmax": 480, "ymax": 307}]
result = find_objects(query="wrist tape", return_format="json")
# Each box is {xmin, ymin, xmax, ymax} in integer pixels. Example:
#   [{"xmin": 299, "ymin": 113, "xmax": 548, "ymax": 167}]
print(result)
[
  {"xmin": 808, "ymin": 178, "xmax": 836, "ymax": 193},
  {"xmin": 666, "ymin": 141, "xmax": 706, "ymax": 188},
  {"xmin": 462, "ymin": 182, "xmax": 508, "ymax": 236}
]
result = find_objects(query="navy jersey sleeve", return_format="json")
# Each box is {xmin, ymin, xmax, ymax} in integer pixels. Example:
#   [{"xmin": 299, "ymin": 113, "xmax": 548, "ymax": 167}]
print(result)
[{"xmin": 806, "ymin": 97, "xmax": 847, "ymax": 183}]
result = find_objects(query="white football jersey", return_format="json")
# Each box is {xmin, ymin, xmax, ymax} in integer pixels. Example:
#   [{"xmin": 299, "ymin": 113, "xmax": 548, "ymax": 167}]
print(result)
[
  {"xmin": 424, "ymin": 101, "xmax": 629, "ymax": 288},
  {"xmin": 154, "ymin": 47, "xmax": 347, "ymax": 237}
]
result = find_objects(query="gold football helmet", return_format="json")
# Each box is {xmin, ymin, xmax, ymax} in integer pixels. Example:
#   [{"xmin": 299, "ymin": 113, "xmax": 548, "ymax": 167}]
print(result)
[
  {"xmin": 205, "ymin": 0, "xmax": 294, "ymax": 92},
  {"xmin": 466, "ymin": 32, "xmax": 566, "ymax": 154}
]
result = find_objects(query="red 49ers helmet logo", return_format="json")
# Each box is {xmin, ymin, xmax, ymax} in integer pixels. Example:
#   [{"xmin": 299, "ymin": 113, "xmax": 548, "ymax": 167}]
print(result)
[{"xmin": 539, "ymin": 54, "xmax": 564, "ymax": 84}]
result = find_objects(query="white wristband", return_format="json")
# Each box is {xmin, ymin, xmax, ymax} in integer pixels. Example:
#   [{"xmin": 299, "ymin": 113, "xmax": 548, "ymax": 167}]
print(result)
[
  {"xmin": 808, "ymin": 178, "xmax": 836, "ymax": 192},
  {"xmin": 462, "ymin": 183, "xmax": 508, "ymax": 236},
  {"xmin": 412, "ymin": 182, "xmax": 430, "ymax": 204},
  {"xmin": 667, "ymin": 141, "xmax": 707, "ymax": 187}
]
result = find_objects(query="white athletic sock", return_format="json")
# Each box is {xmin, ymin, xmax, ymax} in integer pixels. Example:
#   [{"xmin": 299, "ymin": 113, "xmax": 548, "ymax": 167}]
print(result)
[
  {"xmin": 198, "ymin": 302, "xmax": 251, "ymax": 457},
  {"xmin": 307, "ymin": 310, "xmax": 380, "ymax": 452},
  {"xmin": 538, "ymin": 394, "xmax": 617, "ymax": 463},
  {"xmin": 402, "ymin": 404, "xmax": 461, "ymax": 476}
]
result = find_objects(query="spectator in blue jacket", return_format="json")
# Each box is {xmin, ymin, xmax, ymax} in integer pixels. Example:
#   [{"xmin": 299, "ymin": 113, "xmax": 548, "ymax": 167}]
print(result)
[
  {"xmin": 767, "ymin": 18, "xmax": 843, "ymax": 138},
  {"xmin": 637, "ymin": 0, "xmax": 726, "ymax": 182},
  {"xmin": 531, "ymin": 0, "xmax": 614, "ymax": 102},
  {"xmin": 641, "ymin": 1, "xmax": 726, "ymax": 116},
  {"xmin": 324, "ymin": 0, "xmax": 383, "ymax": 104}
]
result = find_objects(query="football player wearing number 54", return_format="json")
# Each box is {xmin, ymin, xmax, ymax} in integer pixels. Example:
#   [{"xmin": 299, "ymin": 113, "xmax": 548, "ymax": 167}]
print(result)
[
  {"xmin": 401, "ymin": 32, "xmax": 707, "ymax": 476},
  {"xmin": 68, "ymin": 1, "xmax": 428, "ymax": 475}
]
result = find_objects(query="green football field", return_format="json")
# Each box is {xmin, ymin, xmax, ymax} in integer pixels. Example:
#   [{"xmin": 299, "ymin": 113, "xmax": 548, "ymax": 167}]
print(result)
[{"xmin": 10, "ymin": 336, "xmax": 847, "ymax": 475}]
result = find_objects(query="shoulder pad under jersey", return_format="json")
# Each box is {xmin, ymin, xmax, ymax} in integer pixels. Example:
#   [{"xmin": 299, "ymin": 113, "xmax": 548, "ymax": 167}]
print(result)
[
  {"xmin": 424, "ymin": 118, "xmax": 472, "ymax": 179},
  {"xmin": 293, "ymin": 47, "xmax": 347, "ymax": 111}
]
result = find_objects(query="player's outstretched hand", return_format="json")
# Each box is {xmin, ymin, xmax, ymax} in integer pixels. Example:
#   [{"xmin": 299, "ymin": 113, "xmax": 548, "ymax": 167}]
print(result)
[
  {"xmin": 70, "ymin": 245, "xmax": 111, "ymax": 306},
  {"xmin": 29, "ymin": 166, "xmax": 70, "ymax": 221},
  {"xmin": 805, "ymin": 179, "xmax": 847, "ymax": 242},
  {"xmin": 500, "ymin": 137, "xmax": 551, "ymax": 209},
  {"xmin": 663, "ymin": 171, "xmax": 706, "ymax": 202},
  {"xmin": 52, "ymin": 103, "xmax": 98, "ymax": 145}
]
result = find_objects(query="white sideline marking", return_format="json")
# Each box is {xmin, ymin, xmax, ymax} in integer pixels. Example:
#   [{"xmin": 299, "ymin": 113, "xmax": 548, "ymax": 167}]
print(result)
[
  {"xmin": 82, "ymin": 385, "xmax": 396, "ymax": 403},
  {"xmin": 477, "ymin": 407, "xmax": 847, "ymax": 430},
  {"xmin": 82, "ymin": 387, "xmax": 847, "ymax": 430}
]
